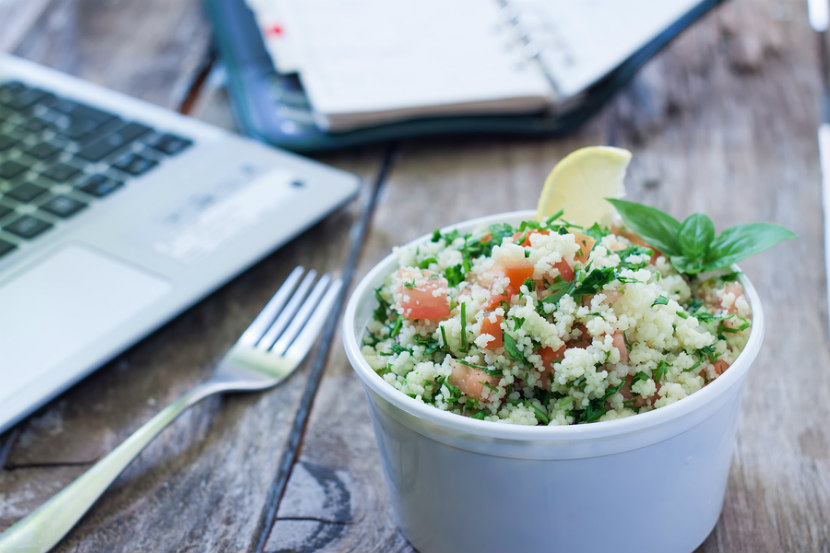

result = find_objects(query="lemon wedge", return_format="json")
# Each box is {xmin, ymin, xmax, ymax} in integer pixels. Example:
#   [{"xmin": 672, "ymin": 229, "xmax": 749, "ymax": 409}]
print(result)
[{"xmin": 536, "ymin": 146, "xmax": 632, "ymax": 227}]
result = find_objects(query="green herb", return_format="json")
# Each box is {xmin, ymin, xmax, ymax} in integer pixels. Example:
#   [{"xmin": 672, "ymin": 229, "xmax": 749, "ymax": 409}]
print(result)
[
  {"xmin": 718, "ymin": 314, "xmax": 751, "ymax": 334},
  {"xmin": 430, "ymin": 229, "xmax": 441, "ymax": 242},
  {"xmin": 676, "ymin": 310, "xmax": 689, "ymax": 319},
  {"xmin": 403, "ymin": 281, "xmax": 415, "ymax": 289},
  {"xmin": 373, "ymin": 286, "xmax": 390, "ymax": 321},
  {"xmin": 571, "ymin": 267, "xmax": 616, "ymax": 303},
  {"xmin": 445, "ymin": 264, "xmax": 465, "ymax": 287},
  {"xmin": 604, "ymin": 381, "xmax": 625, "ymax": 400},
  {"xmin": 654, "ymin": 360, "xmax": 670, "ymax": 381},
  {"xmin": 389, "ymin": 317, "xmax": 403, "ymax": 338},
  {"xmin": 457, "ymin": 359, "xmax": 487, "ymax": 370},
  {"xmin": 418, "ymin": 257, "xmax": 437, "ymax": 269},
  {"xmin": 519, "ymin": 220, "xmax": 543, "ymax": 232},
  {"xmin": 440, "ymin": 324, "xmax": 449, "ymax": 350},
  {"xmin": 525, "ymin": 400, "xmax": 550, "ymax": 424},
  {"xmin": 544, "ymin": 209, "xmax": 565, "ymax": 227},
  {"xmin": 523, "ymin": 278, "xmax": 536, "ymax": 291},
  {"xmin": 542, "ymin": 276, "xmax": 572, "ymax": 308},
  {"xmin": 583, "ymin": 222, "xmax": 610, "ymax": 241},
  {"xmin": 617, "ymin": 245, "xmax": 655, "ymax": 270},
  {"xmin": 629, "ymin": 371, "xmax": 650, "ymax": 395},
  {"xmin": 483, "ymin": 382, "xmax": 499, "ymax": 392},
  {"xmin": 471, "ymin": 409, "xmax": 490, "ymax": 420},
  {"xmin": 513, "ymin": 316, "xmax": 526, "ymax": 330},
  {"xmin": 460, "ymin": 301, "xmax": 468, "ymax": 352},
  {"xmin": 623, "ymin": 331, "xmax": 632, "ymax": 352},
  {"xmin": 651, "ymin": 295, "xmax": 669, "ymax": 307},
  {"xmin": 683, "ymin": 359, "xmax": 703, "ymax": 373},
  {"xmin": 581, "ymin": 399, "xmax": 607, "ymax": 423},
  {"xmin": 503, "ymin": 333, "xmax": 530, "ymax": 367},
  {"xmin": 413, "ymin": 334, "xmax": 442, "ymax": 355},
  {"xmin": 607, "ymin": 198, "xmax": 796, "ymax": 274},
  {"xmin": 443, "ymin": 229, "xmax": 460, "ymax": 244}
]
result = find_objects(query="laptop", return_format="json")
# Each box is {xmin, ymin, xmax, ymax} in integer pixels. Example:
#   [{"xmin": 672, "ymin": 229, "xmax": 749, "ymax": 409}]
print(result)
[{"xmin": 0, "ymin": 54, "xmax": 360, "ymax": 433}]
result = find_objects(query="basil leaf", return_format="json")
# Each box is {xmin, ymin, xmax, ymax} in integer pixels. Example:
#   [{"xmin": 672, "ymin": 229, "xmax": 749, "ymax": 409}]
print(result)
[
  {"xmin": 670, "ymin": 255, "xmax": 705, "ymax": 275},
  {"xmin": 677, "ymin": 213, "xmax": 715, "ymax": 259},
  {"xmin": 702, "ymin": 223, "xmax": 797, "ymax": 271},
  {"xmin": 606, "ymin": 199, "xmax": 682, "ymax": 255}
]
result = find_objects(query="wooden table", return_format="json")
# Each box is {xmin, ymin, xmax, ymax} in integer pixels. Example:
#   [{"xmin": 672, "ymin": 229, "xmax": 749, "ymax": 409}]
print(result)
[{"xmin": 1, "ymin": 1, "xmax": 828, "ymax": 551}]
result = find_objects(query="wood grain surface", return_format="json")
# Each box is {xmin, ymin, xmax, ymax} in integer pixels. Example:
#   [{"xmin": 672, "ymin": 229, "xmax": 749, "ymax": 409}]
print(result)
[{"xmin": 1, "ymin": 0, "xmax": 828, "ymax": 552}]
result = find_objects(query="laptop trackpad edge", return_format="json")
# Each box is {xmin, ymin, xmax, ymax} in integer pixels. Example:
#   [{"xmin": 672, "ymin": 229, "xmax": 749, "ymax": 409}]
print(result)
[{"xmin": 0, "ymin": 245, "xmax": 172, "ymax": 401}]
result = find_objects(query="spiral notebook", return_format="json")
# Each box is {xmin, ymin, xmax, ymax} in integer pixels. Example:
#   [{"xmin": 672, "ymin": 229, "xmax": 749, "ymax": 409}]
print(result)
[
  {"xmin": 244, "ymin": 0, "xmax": 705, "ymax": 132},
  {"xmin": 205, "ymin": 0, "xmax": 723, "ymax": 151}
]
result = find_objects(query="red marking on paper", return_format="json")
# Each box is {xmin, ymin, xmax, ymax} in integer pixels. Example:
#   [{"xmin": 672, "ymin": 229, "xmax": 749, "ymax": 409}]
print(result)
[{"xmin": 265, "ymin": 24, "xmax": 284, "ymax": 36}]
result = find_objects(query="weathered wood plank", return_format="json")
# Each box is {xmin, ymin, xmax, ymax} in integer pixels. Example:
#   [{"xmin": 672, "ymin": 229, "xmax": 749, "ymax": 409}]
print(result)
[
  {"xmin": 266, "ymin": 1, "xmax": 830, "ymax": 552},
  {"xmin": 5, "ymin": 0, "xmax": 213, "ymax": 111}
]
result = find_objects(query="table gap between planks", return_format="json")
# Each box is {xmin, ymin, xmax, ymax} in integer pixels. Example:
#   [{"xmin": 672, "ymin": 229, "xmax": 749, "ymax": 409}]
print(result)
[{"xmin": 0, "ymin": 0, "xmax": 828, "ymax": 552}]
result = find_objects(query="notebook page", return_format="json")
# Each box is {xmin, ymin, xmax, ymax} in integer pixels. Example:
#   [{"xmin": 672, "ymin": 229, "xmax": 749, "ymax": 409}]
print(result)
[
  {"xmin": 246, "ymin": 0, "xmax": 303, "ymax": 73},
  {"xmin": 507, "ymin": 0, "xmax": 701, "ymax": 99},
  {"xmin": 283, "ymin": 0, "xmax": 554, "ymax": 131}
]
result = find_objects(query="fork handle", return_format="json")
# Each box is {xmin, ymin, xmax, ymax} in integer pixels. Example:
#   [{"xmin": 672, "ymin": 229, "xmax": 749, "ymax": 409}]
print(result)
[{"xmin": 0, "ymin": 384, "xmax": 215, "ymax": 553}]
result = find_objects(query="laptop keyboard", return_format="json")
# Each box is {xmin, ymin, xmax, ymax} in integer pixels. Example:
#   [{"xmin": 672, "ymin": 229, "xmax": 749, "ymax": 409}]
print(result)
[{"xmin": 0, "ymin": 80, "xmax": 193, "ymax": 259}]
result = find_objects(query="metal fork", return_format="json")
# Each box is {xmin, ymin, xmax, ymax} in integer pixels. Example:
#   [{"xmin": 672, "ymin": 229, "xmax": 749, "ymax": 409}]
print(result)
[{"xmin": 0, "ymin": 267, "xmax": 342, "ymax": 553}]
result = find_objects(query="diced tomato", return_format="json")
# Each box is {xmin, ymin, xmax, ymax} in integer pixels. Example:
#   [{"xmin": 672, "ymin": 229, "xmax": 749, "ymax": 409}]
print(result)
[
  {"xmin": 480, "ymin": 313, "xmax": 503, "ymax": 349},
  {"xmin": 449, "ymin": 360, "xmax": 500, "ymax": 401},
  {"xmin": 504, "ymin": 262, "xmax": 534, "ymax": 289},
  {"xmin": 568, "ymin": 323, "xmax": 592, "ymax": 349},
  {"xmin": 485, "ymin": 261, "xmax": 535, "ymax": 308},
  {"xmin": 713, "ymin": 359, "xmax": 730, "ymax": 375},
  {"xmin": 539, "ymin": 344, "xmax": 566, "ymax": 368},
  {"xmin": 397, "ymin": 273, "xmax": 450, "ymax": 320},
  {"xmin": 535, "ymin": 344, "xmax": 566, "ymax": 388},
  {"xmin": 611, "ymin": 331, "xmax": 628, "ymax": 362},
  {"xmin": 554, "ymin": 259, "xmax": 574, "ymax": 282},
  {"xmin": 486, "ymin": 289, "xmax": 511, "ymax": 310},
  {"xmin": 572, "ymin": 233, "xmax": 596, "ymax": 263}
]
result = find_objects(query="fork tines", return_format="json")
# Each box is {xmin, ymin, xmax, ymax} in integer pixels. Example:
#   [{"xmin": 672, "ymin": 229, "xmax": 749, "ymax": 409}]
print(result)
[{"xmin": 237, "ymin": 267, "xmax": 342, "ymax": 356}]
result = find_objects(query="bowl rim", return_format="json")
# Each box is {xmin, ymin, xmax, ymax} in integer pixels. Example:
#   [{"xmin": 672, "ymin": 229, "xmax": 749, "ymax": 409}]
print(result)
[{"xmin": 343, "ymin": 209, "xmax": 765, "ymax": 442}]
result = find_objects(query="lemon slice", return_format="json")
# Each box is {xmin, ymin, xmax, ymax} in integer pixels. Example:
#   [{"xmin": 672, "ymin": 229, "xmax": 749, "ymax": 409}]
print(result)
[{"xmin": 536, "ymin": 146, "xmax": 632, "ymax": 227}]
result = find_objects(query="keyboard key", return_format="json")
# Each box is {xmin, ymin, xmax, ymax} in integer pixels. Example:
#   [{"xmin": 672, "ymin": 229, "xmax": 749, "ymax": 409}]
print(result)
[
  {"xmin": 76, "ymin": 122, "xmax": 152, "ymax": 162},
  {"xmin": 113, "ymin": 153, "xmax": 157, "ymax": 176},
  {"xmin": 0, "ymin": 81, "xmax": 26, "ymax": 100},
  {"xmin": 76, "ymin": 174, "xmax": 123, "ymax": 197},
  {"xmin": 0, "ymin": 238, "xmax": 16, "ymax": 258},
  {"xmin": 66, "ymin": 103, "xmax": 118, "ymax": 127},
  {"xmin": 0, "ymin": 135, "xmax": 16, "ymax": 152},
  {"xmin": 19, "ymin": 117, "xmax": 49, "ymax": 133},
  {"xmin": 26, "ymin": 142, "xmax": 61, "ymax": 160},
  {"xmin": 6, "ymin": 182, "xmax": 48, "ymax": 202},
  {"xmin": 4, "ymin": 214, "xmax": 52, "ymax": 239},
  {"xmin": 0, "ymin": 86, "xmax": 47, "ymax": 111},
  {"xmin": 148, "ymin": 133, "xmax": 192, "ymax": 156},
  {"xmin": 41, "ymin": 163, "xmax": 81, "ymax": 182},
  {"xmin": 40, "ymin": 195, "xmax": 87, "ymax": 218},
  {"xmin": 0, "ymin": 160, "xmax": 27, "ymax": 179}
]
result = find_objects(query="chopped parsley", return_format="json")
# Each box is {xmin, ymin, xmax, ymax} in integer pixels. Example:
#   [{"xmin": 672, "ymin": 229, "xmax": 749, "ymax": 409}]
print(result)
[{"xmin": 652, "ymin": 295, "xmax": 669, "ymax": 307}]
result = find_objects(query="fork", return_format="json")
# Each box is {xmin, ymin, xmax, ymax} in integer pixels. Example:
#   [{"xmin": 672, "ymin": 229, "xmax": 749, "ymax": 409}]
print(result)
[{"xmin": 0, "ymin": 267, "xmax": 342, "ymax": 553}]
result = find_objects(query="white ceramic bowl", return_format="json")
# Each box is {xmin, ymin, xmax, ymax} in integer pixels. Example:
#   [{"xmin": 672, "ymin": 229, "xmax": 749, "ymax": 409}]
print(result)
[{"xmin": 343, "ymin": 210, "xmax": 764, "ymax": 553}]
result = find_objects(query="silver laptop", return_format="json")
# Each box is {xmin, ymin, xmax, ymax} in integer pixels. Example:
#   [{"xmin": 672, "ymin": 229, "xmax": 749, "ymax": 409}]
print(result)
[{"xmin": 0, "ymin": 55, "xmax": 360, "ymax": 433}]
